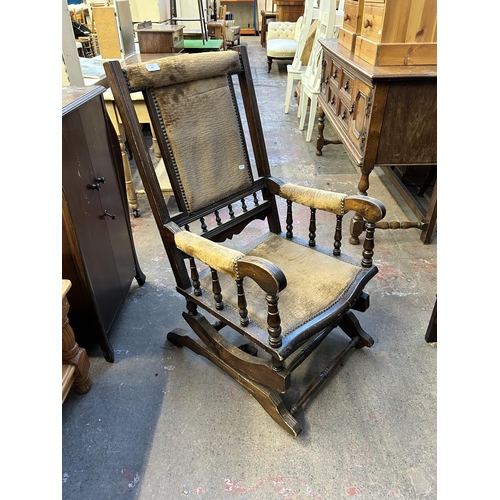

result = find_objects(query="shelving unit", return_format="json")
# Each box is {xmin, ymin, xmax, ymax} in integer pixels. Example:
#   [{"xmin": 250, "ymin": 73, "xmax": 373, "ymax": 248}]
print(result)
[{"xmin": 221, "ymin": 0, "xmax": 257, "ymax": 35}]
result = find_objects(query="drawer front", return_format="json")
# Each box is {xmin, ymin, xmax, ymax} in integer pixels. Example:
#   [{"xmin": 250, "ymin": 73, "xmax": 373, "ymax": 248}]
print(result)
[
  {"xmin": 360, "ymin": 3, "xmax": 385, "ymax": 43},
  {"xmin": 343, "ymin": 1, "xmax": 360, "ymax": 32},
  {"xmin": 339, "ymin": 68, "xmax": 354, "ymax": 101}
]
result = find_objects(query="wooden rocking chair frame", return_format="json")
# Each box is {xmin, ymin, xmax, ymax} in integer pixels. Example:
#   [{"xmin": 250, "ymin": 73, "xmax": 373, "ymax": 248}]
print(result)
[{"xmin": 104, "ymin": 46, "xmax": 386, "ymax": 436}]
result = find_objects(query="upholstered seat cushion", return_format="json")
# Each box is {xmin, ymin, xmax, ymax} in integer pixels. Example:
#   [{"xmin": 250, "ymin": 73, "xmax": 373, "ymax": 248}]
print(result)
[{"xmin": 199, "ymin": 233, "xmax": 364, "ymax": 337}]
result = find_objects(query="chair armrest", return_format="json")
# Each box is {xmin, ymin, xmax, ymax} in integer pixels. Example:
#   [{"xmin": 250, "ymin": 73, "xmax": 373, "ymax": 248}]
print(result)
[
  {"xmin": 173, "ymin": 228, "xmax": 287, "ymax": 295},
  {"xmin": 268, "ymin": 177, "xmax": 386, "ymax": 223}
]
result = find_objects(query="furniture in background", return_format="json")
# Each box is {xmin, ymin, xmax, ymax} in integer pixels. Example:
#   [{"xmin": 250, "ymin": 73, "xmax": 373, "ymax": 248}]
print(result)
[
  {"xmin": 316, "ymin": 39, "xmax": 437, "ymax": 244},
  {"xmin": 207, "ymin": 4, "xmax": 228, "ymax": 50},
  {"xmin": 225, "ymin": 20, "xmax": 241, "ymax": 47},
  {"xmin": 62, "ymin": 279, "xmax": 92, "ymax": 403},
  {"xmin": 128, "ymin": 0, "xmax": 170, "ymax": 23},
  {"xmin": 62, "ymin": 85, "xmax": 146, "ymax": 363},
  {"xmin": 137, "ymin": 24, "xmax": 185, "ymax": 53},
  {"xmin": 283, "ymin": 0, "xmax": 318, "ymax": 113},
  {"xmin": 425, "ymin": 298, "xmax": 437, "ymax": 343},
  {"xmin": 297, "ymin": 0, "xmax": 343, "ymax": 141},
  {"xmin": 91, "ymin": 1, "xmax": 135, "ymax": 59},
  {"xmin": 275, "ymin": 0, "xmax": 304, "ymax": 21},
  {"xmin": 104, "ymin": 47, "xmax": 386, "ymax": 436},
  {"xmin": 338, "ymin": 0, "xmax": 436, "ymax": 66},
  {"xmin": 221, "ymin": 0, "xmax": 257, "ymax": 35},
  {"xmin": 260, "ymin": 2, "xmax": 277, "ymax": 47},
  {"xmin": 169, "ymin": 0, "xmax": 208, "ymax": 41},
  {"xmin": 266, "ymin": 18, "xmax": 302, "ymax": 72}
]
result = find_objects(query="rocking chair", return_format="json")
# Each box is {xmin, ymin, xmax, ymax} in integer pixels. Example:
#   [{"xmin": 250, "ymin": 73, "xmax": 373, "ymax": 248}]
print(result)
[{"xmin": 104, "ymin": 47, "xmax": 386, "ymax": 436}]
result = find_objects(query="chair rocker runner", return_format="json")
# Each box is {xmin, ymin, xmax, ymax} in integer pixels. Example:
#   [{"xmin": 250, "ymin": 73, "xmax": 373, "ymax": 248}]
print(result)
[{"xmin": 104, "ymin": 47, "xmax": 386, "ymax": 437}]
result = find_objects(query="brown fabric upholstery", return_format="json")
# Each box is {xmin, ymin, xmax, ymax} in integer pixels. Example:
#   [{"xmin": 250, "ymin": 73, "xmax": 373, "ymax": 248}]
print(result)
[
  {"xmin": 122, "ymin": 51, "xmax": 242, "ymax": 91},
  {"xmin": 199, "ymin": 233, "xmax": 363, "ymax": 335},
  {"xmin": 280, "ymin": 183, "xmax": 346, "ymax": 214},
  {"xmin": 175, "ymin": 231, "xmax": 244, "ymax": 279},
  {"xmin": 122, "ymin": 51, "xmax": 253, "ymax": 214},
  {"xmin": 151, "ymin": 78, "xmax": 253, "ymax": 213}
]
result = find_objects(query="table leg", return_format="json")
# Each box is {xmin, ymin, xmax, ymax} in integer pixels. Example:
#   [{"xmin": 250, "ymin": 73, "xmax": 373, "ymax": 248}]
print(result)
[
  {"xmin": 105, "ymin": 102, "xmax": 140, "ymax": 217},
  {"xmin": 62, "ymin": 283, "xmax": 92, "ymax": 396}
]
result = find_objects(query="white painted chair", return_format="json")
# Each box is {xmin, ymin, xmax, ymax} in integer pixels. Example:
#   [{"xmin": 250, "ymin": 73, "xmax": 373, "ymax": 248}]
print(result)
[
  {"xmin": 298, "ymin": 0, "xmax": 345, "ymax": 141},
  {"xmin": 284, "ymin": 0, "xmax": 319, "ymax": 114}
]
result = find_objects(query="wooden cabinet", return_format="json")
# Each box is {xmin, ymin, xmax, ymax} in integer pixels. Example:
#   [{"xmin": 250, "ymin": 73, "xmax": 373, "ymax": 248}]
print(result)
[
  {"xmin": 92, "ymin": 1, "xmax": 135, "ymax": 59},
  {"xmin": 221, "ymin": 0, "xmax": 257, "ymax": 35},
  {"xmin": 339, "ymin": 0, "xmax": 437, "ymax": 66},
  {"xmin": 274, "ymin": 0, "xmax": 304, "ymax": 22},
  {"xmin": 62, "ymin": 86, "xmax": 145, "ymax": 362},
  {"xmin": 137, "ymin": 24, "xmax": 185, "ymax": 53},
  {"xmin": 317, "ymin": 39, "xmax": 437, "ymax": 243}
]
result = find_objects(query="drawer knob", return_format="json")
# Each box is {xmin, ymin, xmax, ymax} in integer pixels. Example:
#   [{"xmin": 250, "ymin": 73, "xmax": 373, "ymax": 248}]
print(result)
[
  {"xmin": 344, "ymin": 13, "xmax": 350, "ymax": 21},
  {"xmin": 330, "ymin": 96, "xmax": 336, "ymax": 105},
  {"xmin": 341, "ymin": 110, "xmax": 346, "ymax": 120},
  {"xmin": 90, "ymin": 177, "xmax": 106, "ymax": 190},
  {"xmin": 343, "ymin": 81, "xmax": 349, "ymax": 90},
  {"xmin": 364, "ymin": 19, "xmax": 373, "ymax": 28},
  {"xmin": 349, "ymin": 104, "xmax": 354, "ymax": 114},
  {"xmin": 333, "ymin": 69, "xmax": 338, "ymax": 79}
]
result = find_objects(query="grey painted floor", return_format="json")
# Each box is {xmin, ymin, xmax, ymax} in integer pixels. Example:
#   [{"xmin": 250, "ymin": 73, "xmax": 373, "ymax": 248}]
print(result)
[{"xmin": 62, "ymin": 35, "xmax": 437, "ymax": 499}]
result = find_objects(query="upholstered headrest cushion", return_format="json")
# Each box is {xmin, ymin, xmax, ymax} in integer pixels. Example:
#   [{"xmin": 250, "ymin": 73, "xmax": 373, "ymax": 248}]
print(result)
[{"xmin": 123, "ymin": 51, "xmax": 243, "ymax": 92}]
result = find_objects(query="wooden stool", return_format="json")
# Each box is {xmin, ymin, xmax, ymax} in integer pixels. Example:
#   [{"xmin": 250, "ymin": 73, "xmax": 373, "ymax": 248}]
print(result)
[{"xmin": 62, "ymin": 280, "xmax": 92, "ymax": 403}]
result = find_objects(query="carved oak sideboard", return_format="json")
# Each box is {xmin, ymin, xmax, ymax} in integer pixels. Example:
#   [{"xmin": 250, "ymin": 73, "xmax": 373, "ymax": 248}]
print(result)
[{"xmin": 316, "ymin": 39, "xmax": 437, "ymax": 244}]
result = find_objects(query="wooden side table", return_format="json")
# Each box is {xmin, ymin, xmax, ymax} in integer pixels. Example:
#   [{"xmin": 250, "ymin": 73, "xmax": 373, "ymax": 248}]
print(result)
[
  {"xmin": 316, "ymin": 39, "xmax": 437, "ymax": 244},
  {"xmin": 62, "ymin": 280, "xmax": 92, "ymax": 403}
]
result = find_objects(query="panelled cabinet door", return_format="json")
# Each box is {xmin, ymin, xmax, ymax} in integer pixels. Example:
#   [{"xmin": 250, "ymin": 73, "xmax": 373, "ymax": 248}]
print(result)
[
  {"xmin": 348, "ymin": 78, "xmax": 372, "ymax": 155},
  {"xmin": 78, "ymin": 97, "xmax": 137, "ymax": 298},
  {"xmin": 62, "ymin": 104, "xmax": 124, "ymax": 333}
]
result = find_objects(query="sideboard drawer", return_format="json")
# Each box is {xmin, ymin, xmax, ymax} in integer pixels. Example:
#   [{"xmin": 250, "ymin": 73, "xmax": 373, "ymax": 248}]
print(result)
[{"xmin": 360, "ymin": 3, "xmax": 385, "ymax": 43}]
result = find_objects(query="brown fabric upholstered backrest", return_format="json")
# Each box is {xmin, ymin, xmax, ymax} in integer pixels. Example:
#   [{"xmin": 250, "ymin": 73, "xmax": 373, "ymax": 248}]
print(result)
[{"xmin": 123, "ymin": 51, "xmax": 253, "ymax": 214}]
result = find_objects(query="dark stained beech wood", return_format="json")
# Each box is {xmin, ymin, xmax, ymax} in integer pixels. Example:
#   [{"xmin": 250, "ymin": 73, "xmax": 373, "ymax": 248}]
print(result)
[{"xmin": 104, "ymin": 46, "xmax": 386, "ymax": 436}]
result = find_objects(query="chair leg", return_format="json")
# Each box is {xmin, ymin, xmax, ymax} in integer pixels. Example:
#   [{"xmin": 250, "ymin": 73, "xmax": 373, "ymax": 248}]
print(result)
[
  {"xmin": 284, "ymin": 72, "xmax": 295, "ymax": 114},
  {"xmin": 298, "ymin": 92, "xmax": 309, "ymax": 131},
  {"xmin": 267, "ymin": 56, "xmax": 272, "ymax": 73},
  {"xmin": 305, "ymin": 94, "xmax": 318, "ymax": 142}
]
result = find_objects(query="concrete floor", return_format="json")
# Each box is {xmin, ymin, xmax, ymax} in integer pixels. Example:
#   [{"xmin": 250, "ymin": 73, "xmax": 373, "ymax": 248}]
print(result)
[{"xmin": 62, "ymin": 36, "xmax": 437, "ymax": 499}]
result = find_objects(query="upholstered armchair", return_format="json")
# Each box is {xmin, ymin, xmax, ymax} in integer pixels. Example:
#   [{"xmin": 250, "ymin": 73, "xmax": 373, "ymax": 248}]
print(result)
[{"xmin": 266, "ymin": 17, "xmax": 303, "ymax": 72}]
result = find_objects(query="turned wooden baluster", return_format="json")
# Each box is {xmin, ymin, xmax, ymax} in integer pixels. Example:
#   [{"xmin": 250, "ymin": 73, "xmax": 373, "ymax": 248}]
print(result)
[
  {"xmin": 200, "ymin": 217, "xmax": 208, "ymax": 232},
  {"xmin": 309, "ymin": 208, "xmax": 316, "ymax": 247},
  {"xmin": 253, "ymin": 193, "xmax": 259, "ymax": 206},
  {"xmin": 211, "ymin": 268, "xmax": 224, "ymax": 310},
  {"xmin": 62, "ymin": 283, "xmax": 92, "ymax": 397},
  {"xmin": 362, "ymin": 222, "xmax": 375, "ymax": 268},
  {"xmin": 241, "ymin": 198, "xmax": 248, "ymax": 212},
  {"xmin": 266, "ymin": 294, "xmax": 282, "ymax": 348},
  {"xmin": 333, "ymin": 214, "xmax": 343, "ymax": 256},
  {"xmin": 228, "ymin": 203, "xmax": 235, "ymax": 219},
  {"xmin": 214, "ymin": 210, "xmax": 222, "ymax": 225},
  {"xmin": 236, "ymin": 278, "xmax": 249, "ymax": 326},
  {"xmin": 286, "ymin": 200, "xmax": 293, "ymax": 238},
  {"xmin": 189, "ymin": 257, "xmax": 202, "ymax": 296}
]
